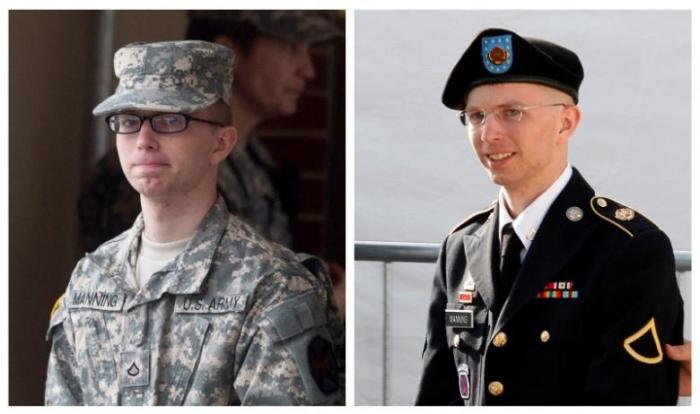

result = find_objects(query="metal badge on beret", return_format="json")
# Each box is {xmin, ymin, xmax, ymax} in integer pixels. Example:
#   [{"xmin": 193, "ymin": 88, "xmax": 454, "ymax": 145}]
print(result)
[{"xmin": 482, "ymin": 34, "xmax": 513, "ymax": 74}]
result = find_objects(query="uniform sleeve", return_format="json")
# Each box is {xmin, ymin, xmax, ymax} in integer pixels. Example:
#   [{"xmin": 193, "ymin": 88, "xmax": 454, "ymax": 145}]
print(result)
[
  {"xmin": 45, "ymin": 301, "xmax": 84, "ymax": 405},
  {"xmin": 415, "ymin": 238, "xmax": 462, "ymax": 405},
  {"xmin": 233, "ymin": 273, "xmax": 343, "ymax": 405},
  {"xmin": 584, "ymin": 230, "xmax": 683, "ymax": 404}
]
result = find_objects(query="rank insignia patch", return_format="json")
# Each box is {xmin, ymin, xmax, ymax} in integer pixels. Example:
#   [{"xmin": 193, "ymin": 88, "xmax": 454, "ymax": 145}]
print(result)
[
  {"xmin": 482, "ymin": 34, "xmax": 513, "ymax": 74},
  {"xmin": 623, "ymin": 317, "xmax": 663, "ymax": 364},
  {"xmin": 120, "ymin": 350, "xmax": 150, "ymax": 388}
]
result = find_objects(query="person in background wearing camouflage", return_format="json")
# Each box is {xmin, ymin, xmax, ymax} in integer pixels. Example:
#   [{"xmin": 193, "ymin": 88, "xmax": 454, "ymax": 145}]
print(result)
[
  {"xmin": 45, "ymin": 40, "xmax": 343, "ymax": 405},
  {"xmin": 79, "ymin": 10, "xmax": 341, "ymax": 252}
]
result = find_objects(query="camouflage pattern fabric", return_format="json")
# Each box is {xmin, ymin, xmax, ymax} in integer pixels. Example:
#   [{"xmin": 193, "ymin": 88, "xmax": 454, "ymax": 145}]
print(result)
[
  {"xmin": 93, "ymin": 40, "xmax": 234, "ymax": 116},
  {"xmin": 188, "ymin": 10, "xmax": 342, "ymax": 45},
  {"xmin": 46, "ymin": 197, "xmax": 342, "ymax": 405},
  {"xmin": 79, "ymin": 134, "xmax": 293, "ymax": 252},
  {"xmin": 218, "ymin": 136, "xmax": 293, "ymax": 248}
]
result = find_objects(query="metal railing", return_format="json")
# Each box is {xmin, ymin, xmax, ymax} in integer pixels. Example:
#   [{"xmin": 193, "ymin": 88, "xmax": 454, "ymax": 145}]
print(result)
[
  {"xmin": 356, "ymin": 241, "xmax": 691, "ymax": 271},
  {"xmin": 355, "ymin": 240, "xmax": 691, "ymax": 404}
]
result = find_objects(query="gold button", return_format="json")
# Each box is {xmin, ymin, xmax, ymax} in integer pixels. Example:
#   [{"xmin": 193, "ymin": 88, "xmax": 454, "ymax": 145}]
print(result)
[
  {"xmin": 540, "ymin": 330, "xmax": 551, "ymax": 343},
  {"xmin": 596, "ymin": 198, "xmax": 608, "ymax": 208},
  {"xmin": 453, "ymin": 334, "xmax": 461, "ymax": 348},
  {"xmin": 488, "ymin": 381, "xmax": 504, "ymax": 396},
  {"xmin": 492, "ymin": 331, "xmax": 508, "ymax": 348}
]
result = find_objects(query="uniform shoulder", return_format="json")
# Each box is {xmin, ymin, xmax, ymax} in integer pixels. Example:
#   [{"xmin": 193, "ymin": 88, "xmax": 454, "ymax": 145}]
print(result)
[
  {"xmin": 79, "ymin": 229, "xmax": 131, "ymax": 273},
  {"xmin": 448, "ymin": 202, "xmax": 496, "ymax": 235},
  {"xmin": 589, "ymin": 196, "xmax": 660, "ymax": 238},
  {"xmin": 220, "ymin": 214, "xmax": 315, "ymax": 279}
]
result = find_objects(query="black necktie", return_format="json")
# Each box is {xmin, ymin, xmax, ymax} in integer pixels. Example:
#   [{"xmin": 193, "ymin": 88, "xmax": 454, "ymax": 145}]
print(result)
[{"xmin": 499, "ymin": 223, "xmax": 523, "ymax": 296}]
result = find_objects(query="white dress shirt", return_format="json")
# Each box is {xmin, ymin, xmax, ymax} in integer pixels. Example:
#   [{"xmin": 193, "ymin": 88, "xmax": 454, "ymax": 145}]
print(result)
[{"xmin": 497, "ymin": 164, "xmax": 573, "ymax": 261}]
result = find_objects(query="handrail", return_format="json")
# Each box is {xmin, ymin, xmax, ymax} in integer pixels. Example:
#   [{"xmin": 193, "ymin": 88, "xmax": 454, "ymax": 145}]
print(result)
[{"xmin": 355, "ymin": 241, "xmax": 691, "ymax": 271}]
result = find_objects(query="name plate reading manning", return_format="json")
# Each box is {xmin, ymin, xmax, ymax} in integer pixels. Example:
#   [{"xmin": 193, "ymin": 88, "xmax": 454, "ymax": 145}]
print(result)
[
  {"xmin": 445, "ymin": 309, "xmax": 474, "ymax": 329},
  {"xmin": 68, "ymin": 291, "xmax": 126, "ymax": 311}
]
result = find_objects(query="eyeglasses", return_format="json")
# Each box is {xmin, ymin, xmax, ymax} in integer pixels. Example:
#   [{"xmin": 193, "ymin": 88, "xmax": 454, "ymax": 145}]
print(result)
[
  {"xmin": 106, "ymin": 113, "xmax": 225, "ymax": 134},
  {"xmin": 459, "ymin": 103, "xmax": 569, "ymax": 128}
]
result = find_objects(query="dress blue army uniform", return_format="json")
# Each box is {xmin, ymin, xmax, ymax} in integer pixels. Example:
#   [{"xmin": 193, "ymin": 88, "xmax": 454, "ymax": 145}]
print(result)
[
  {"xmin": 416, "ymin": 28, "xmax": 683, "ymax": 405},
  {"xmin": 416, "ymin": 168, "xmax": 683, "ymax": 404}
]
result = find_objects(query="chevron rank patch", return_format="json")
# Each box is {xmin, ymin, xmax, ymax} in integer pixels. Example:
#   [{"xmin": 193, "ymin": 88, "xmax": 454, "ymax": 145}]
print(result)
[{"xmin": 623, "ymin": 318, "xmax": 663, "ymax": 364}]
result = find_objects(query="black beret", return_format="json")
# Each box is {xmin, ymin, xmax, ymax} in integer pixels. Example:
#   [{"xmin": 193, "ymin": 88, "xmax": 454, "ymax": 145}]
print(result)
[{"xmin": 442, "ymin": 28, "xmax": 584, "ymax": 110}]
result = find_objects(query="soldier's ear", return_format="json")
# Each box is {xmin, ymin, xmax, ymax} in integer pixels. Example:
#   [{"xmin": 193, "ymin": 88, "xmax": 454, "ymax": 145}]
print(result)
[
  {"xmin": 558, "ymin": 105, "xmax": 580, "ymax": 138},
  {"xmin": 210, "ymin": 126, "xmax": 238, "ymax": 166}
]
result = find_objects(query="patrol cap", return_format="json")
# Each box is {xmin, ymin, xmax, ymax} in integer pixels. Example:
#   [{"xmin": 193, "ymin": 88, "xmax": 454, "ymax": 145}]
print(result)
[
  {"xmin": 188, "ymin": 10, "xmax": 342, "ymax": 44},
  {"xmin": 442, "ymin": 28, "xmax": 584, "ymax": 110},
  {"xmin": 93, "ymin": 40, "xmax": 234, "ymax": 116}
]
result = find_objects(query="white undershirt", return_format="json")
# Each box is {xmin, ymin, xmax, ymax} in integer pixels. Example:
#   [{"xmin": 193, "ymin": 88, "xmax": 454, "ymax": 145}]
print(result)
[
  {"xmin": 498, "ymin": 164, "xmax": 573, "ymax": 261},
  {"xmin": 130, "ymin": 234, "xmax": 192, "ymax": 289}
]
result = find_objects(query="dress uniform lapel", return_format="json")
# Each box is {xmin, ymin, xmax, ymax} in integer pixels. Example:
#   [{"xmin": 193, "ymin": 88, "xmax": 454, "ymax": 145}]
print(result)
[
  {"xmin": 494, "ymin": 168, "xmax": 596, "ymax": 331},
  {"xmin": 463, "ymin": 210, "xmax": 499, "ymax": 311}
]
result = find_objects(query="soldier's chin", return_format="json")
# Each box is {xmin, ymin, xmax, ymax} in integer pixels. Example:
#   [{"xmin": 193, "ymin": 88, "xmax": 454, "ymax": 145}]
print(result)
[
  {"xmin": 277, "ymin": 96, "xmax": 300, "ymax": 116},
  {"xmin": 128, "ymin": 178, "xmax": 167, "ymax": 198},
  {"xmin": 486, "ymin": 170, "xmax": 510, "ymax": 186},
  {"xmin": 278, "ymin": 106, "xmax": 297, "ymax": 117}
]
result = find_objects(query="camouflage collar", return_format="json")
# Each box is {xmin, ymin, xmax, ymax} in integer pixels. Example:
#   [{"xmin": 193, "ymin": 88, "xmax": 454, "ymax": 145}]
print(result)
[{"xmin": 87, "ymin": 196, "xmax": 230, "ymax": 309}]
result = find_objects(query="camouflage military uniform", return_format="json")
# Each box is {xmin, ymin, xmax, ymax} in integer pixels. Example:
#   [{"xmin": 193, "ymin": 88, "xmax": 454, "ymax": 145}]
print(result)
[
  {"xmin": 218, "ymin": 135, "xmax": 294, "ymax": 247},
  {"xmin": 46, "ymin": 197, "xmax": 342, "ymax": 405}
]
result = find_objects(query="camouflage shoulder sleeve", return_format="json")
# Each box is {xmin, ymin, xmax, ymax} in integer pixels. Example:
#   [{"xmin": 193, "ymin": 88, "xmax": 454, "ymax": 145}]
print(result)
[
  {"xmin": 45, "ymin": 296, "xmax": 84, "ymax": 405},
  {"xmin": 234, "ymin": 279, "xmax": 342, "ymax": 405}
]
